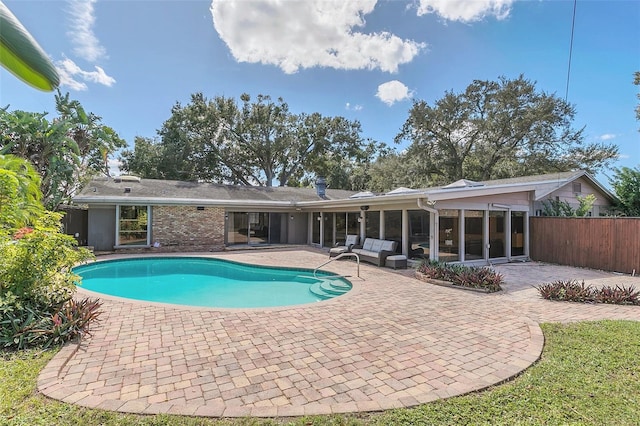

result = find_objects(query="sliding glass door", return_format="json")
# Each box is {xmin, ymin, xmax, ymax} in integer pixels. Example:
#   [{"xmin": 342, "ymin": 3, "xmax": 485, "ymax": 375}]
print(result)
[
  {"xmin": 489, "ymin": 211, "xmax": 506, "ymax": 258},
  {"xmin": 227, "ymin": 212, "xmax": 271, "ymax": 245}
]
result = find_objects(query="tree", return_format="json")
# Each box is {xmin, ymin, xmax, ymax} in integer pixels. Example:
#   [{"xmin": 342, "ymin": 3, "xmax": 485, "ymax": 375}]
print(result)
[
  {"xmin": 0, "ymin": 93, "xmax": 126, "ymax": 209},
  {"xmin": 0, "ymin": 154, "xmax": 44, "ymax": 229},
  {"xmin": 364, "ymin": 151, "xmax": 430, "ymax": 192},
  {"xmin": 121, "ymin": 93, "xmax": 375, "ymax": 187},
  {"xmin": 54, "ymin": 91, "xmax": 127, "ymax": 188},
  {"xmin": 118, "ymin": 136, "xmax": 163, "ymax": 179},
  {"xmin": 541, "ymin": 194, "xmax": 596, "ymax": 217},
  {"xmin": 575, "ymin": 194, "xmax": 597, "ymax": 217},
  {"xmin": 610, "ymin": 166, "xmax": 640, "ymax": 216},
  {"xmin": 395, "ymin": 75, "xmax": 619, "ymax": 186}
]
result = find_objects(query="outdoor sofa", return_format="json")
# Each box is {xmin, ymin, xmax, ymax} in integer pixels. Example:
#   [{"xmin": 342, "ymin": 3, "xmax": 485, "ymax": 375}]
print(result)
[{"xmin": 351, "ymin": 238, "xmax": 398, "ymax": 266}]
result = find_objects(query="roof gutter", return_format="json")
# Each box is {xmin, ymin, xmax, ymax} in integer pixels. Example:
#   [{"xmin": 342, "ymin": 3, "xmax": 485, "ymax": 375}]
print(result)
[
  {"xmin": 72, "ymin": 196, "xmax": 296, "ymax": 208},
  {"xmin": 295, "ymin": 191, "xmax": 429, "ymax": 208}
]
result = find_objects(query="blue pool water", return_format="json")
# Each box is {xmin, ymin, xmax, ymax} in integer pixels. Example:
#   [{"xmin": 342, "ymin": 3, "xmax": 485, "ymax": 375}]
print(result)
[{"xmin": 73, "ymin": 257, "xmax": 352, "ymax": 308}]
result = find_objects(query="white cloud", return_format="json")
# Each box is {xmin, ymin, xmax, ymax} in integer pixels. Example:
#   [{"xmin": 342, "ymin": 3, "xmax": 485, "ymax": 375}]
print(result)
[
  {"xmin": 56, "ymin": 58, "xmax": 116, "ymax": 91},
  {"xmin": 346, "ymin": 102, "xmax": 363, "ymax": 111},
  {"xmin": 415, "ymin": 0, "xmax": 513, "ymax": 22},
  {"xmin": 210, "ymin": 0, "xmax": 425, "ymax": 74},
  {"xmin": 598, "ymin": 133, "xmax": 617, "ymax": 141},
  {"xmin": 376, "ymin": 80, "xmax": 413, "ymax": 106},
  {"xmin": 66, "ymin": 0, "xmax": 106, "ymax": 62},
  {"xmin": 107, "ymin": 158, "xmax": 122, "ymax": 177}
]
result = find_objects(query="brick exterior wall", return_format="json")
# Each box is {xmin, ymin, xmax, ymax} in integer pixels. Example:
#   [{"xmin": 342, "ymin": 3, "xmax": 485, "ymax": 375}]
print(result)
[{"xmin": 151, "ymin": 206, "xmax": 225, "ymax": 252}]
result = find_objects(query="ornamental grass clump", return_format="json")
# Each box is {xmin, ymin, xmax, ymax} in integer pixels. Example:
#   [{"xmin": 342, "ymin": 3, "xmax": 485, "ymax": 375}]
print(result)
[
  {"xmin": 417, "ymin": 260, "xmax": 503, "ymax": 292},
  {"xmin": 536, "ymin": 280, "xmax": 640, "ymax": 305},
  {"xmin": 536, "ymin": 280, "xmax": 594, "ymax": 302},
  {"xmin": 595, "ymin": 285, "xmax": 640, "ymax": 305},
  {"xmin": 1, "ymin": 298, "xmax": 102, "ymax": 350}
]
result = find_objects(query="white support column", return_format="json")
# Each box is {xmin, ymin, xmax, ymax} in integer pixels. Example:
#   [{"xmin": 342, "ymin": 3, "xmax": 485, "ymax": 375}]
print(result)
[
  {"xmin": 506, "ymin": 209, "xmax": 512, "ymax": 261},
  {"xmin": 459, "ymin": 209, "xmax": 465, "ymax": 262},
  {"xmin": 483, "ymin": 208, "xmax": 490, "ymax": 261},
  {"xmin": 379, "ymin": 210, "xmax": 385, "ymax": 239},
  {"xmin": 524, "ymin": 211, "xmax": 530, "ymax": 258},
  {"xmin": 115, "ymin": 205, "xmax": 120, "ymax": 247},
  {"xmin": 431, "ymin": 213, "xmax": 438, "ymax": 261},
  {"xmin": 402, "ymin": 209, "xmax": 409, "ymax": 256},
  {"xmin": 319, "ymin": 212, "xmax": 324, "ymax": 248},
  {"xmin": 332, "ymin": 213, "xmax": 336, "ymax": 246}
]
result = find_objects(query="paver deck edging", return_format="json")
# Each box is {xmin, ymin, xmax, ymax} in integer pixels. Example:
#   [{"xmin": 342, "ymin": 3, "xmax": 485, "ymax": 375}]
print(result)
[{"xmin": 36, "ymin": 251, "xmax": 636, "ymax": 419}]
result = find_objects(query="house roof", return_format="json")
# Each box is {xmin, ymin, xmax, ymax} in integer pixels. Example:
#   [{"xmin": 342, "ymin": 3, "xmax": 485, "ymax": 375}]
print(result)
[
  {"xmin": 483, "ymin": 170, "xmax": 617, "ymax": 202},
  {"xmin": 404, "ymin": 170, "xmax": 616, "ymax": 203},
  {"xmin": 73, "ymin": 177, "xmax": 356, "ymax": 207},
  {"xmin": 74, "ymin": 170, "xmax": 617, "ymax": 209}
]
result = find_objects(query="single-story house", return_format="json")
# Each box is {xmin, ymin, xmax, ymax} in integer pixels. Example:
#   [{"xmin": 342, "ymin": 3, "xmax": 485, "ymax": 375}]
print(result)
[{"xmin": 72, "ymin": 170, "xmax": 616, "ymax": 265}]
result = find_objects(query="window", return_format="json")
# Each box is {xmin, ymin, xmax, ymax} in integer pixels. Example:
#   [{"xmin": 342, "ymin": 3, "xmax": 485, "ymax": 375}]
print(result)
[
  {"xmin": 489, "ymin": 211, "xmax": 506, "ymax": 258},
  {"xmin": 572, "ymin": 182, "xmax": 582, "ymax": 194},
  {"xmin": 464, "ymin": 210, "xmax": 484, "ymax": 260},
  {"xmin": 347, "ymin": 212, "xmax": 360, "ymax": 236},
  {"xmin": 323, "ymin": 213, "xmax": 333, "ymax": 247},
  {"xmin": 118, "ymin": 205, "xmax": 149, "ymax": 246},
  {"xmin": 438, "ymin": 209, "xmax": 459, "ymax": 262},
  {"xmin": 365, "ymin": 211, "xmax": 380, "ymax": 239},
  {"xmin": 408, "ymin": 210, "xmax": 430, "ymax": 259},
  {"xmin": 312, "ymin": 212, "xmax": 321, "ymax": 244},
  {"xmin": 511, "ymin": 211, "xmax": 525, "ymax": 256},
  {"xmin": 335, "ymin": 213, "xmax": 347, "ymax": 244},
  {"xmin": 384, "ymin": 210, "xmax": 402, "ymax": 253}
]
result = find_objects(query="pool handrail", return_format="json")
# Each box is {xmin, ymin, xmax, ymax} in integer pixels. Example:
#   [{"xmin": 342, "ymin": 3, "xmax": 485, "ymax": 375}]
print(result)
[{"xmin": 313, "ymin": 252, "xmax": 360, "ymax": 279}]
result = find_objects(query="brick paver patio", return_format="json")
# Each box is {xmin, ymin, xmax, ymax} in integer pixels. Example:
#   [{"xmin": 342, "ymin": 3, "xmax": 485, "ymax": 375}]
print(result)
[{"xmin": 37, "ymin": 248, "xmax": 640, "ymax": 418}]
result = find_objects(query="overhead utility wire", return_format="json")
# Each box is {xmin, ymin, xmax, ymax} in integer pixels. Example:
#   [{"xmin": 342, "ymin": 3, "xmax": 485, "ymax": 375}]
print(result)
[{"xmin": 565, "ymin": 0, "xmax": 577, "ymax": 102}]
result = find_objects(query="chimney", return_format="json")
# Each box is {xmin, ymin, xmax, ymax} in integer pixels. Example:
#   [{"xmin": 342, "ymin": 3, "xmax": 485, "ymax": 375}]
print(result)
[{"xmin": 316, "ymin": 176, "xmax": 327, "ymax": 199}]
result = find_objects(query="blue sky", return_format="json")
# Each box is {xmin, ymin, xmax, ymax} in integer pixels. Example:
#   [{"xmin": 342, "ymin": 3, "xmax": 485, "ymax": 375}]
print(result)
[{"xmin": 1, "ymin": 0, "xmax": 638, "ymax": 186}]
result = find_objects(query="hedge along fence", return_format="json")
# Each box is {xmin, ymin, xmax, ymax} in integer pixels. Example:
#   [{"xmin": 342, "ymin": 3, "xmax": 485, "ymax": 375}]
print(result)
[{"xmin": 530, "ymin": 217, "xmax": 640, "ymax": 274}]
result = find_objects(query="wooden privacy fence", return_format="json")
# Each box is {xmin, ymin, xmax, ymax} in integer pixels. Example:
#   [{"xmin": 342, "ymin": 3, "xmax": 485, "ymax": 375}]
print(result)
[{"xmin": 530, "ymin": 217, "xmax": 640, "ymax": 274}]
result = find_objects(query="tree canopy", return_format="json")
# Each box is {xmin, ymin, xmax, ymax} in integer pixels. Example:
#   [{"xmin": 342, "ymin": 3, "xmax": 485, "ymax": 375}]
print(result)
[
  {"xmin": 393, "ymin": 75, "xmax": 619, "ymax": 189},
  {"xmin": 610, "ymin": 165, "xmax": 640, "ymax": 217},
  {"xmin": 0, "ymin": 92, "xmax": 126, "ymax": 209},
  {"xmin": 120, "ymin": 93, "xmax": 378, "ymax": 188},
  {"xmin": 0, "ymin": 154, "xmax": 44, "ymax": 229}
]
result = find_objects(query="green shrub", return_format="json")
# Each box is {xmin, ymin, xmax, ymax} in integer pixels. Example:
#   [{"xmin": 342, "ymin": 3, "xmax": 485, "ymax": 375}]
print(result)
[
  {"xmin": 417, "ymin": 260, "xmax": 503, "ymax": 292},
  {"xmin": 0, "ymin": 211, "xmax": 94, "ymax": 312},
  {"xmin": 536, "ymin": 280, "xmax": 640, "ymax": 305},
  {"xmin": 1, "ymin": 211, "xmax": 97, "ymax": 349}
]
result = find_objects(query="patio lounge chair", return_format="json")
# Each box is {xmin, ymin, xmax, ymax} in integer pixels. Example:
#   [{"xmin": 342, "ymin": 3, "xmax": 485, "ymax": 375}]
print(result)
[{"xmin": 329, "ymin": 234, "xmax": 360, "ymax": 258}]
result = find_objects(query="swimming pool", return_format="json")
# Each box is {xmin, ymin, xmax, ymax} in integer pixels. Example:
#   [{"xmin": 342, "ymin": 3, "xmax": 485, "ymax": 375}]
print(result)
[{"xmin": 73, "ymin": 257, "xmax": 352, "ymax": 308}]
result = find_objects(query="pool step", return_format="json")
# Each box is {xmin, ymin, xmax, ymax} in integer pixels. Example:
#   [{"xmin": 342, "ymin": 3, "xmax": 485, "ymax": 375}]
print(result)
[
  {"xmin": 308, "ymin": 278, "xmax": 352, "ymax": 300},
  {"xmin": 309, "ymin": 282, "xmax": 333, "ymax": 300},
  {"xmin": 319, "ymin": 280, "xmax": 349, "ymax": 295}
]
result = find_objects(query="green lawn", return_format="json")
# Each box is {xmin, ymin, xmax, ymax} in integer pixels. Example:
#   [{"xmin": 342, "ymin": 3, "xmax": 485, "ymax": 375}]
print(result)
[{"xmin": 2, "ymin": 320, "xmax": 639, "ymax": 425}]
